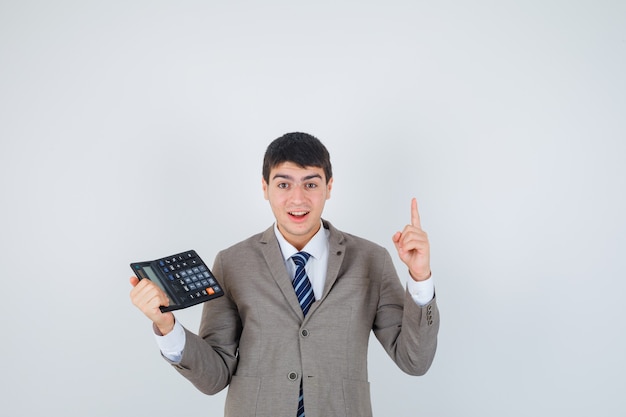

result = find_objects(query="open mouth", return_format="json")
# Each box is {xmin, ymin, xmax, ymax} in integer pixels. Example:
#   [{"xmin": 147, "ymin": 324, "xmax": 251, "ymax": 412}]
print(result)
[{"xmin": 288, "ymin": 211, "xmax": 310, "ymax": 218}]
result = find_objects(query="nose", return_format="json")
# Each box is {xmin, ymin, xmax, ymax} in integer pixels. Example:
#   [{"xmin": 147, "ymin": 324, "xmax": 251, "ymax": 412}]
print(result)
[{"xmin": 289, "ymin": 183, "xmax": 306, "ymax": 202}]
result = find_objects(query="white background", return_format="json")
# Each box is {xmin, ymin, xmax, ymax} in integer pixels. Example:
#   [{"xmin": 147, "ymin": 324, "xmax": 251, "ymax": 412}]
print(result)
[{"xmin": 1, "ymin": 1, "xmax": 625, "ymax": 416}]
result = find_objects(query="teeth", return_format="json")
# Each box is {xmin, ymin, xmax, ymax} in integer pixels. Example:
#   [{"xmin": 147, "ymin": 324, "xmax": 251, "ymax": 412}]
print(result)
[{"xmin": 289, "ymin": 211, "xmax": 308, "ymax": 216}]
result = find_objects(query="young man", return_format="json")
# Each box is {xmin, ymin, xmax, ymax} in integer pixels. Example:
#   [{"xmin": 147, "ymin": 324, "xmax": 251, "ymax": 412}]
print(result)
[{"xmin": 130, "ymin": 132, "xmax": 439, "ymax": 417}]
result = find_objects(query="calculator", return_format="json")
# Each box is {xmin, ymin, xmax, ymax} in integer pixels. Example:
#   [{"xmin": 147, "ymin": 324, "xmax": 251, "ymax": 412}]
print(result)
[{"xmin": 130, "ymin": 250, "xmax": 223, "ymax": 312}]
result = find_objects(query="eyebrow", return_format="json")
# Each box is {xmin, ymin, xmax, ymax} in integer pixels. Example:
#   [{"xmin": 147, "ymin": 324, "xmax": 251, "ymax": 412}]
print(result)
[{"xmin": 272, "ymin": 173, "xmax": 323, "ymax": 182}]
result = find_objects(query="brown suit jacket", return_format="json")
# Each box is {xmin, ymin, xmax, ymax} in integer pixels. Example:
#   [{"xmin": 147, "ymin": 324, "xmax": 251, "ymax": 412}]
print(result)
[{"xmin": 170, "ymin": 220, "xmax": 439, "ymax": 417}]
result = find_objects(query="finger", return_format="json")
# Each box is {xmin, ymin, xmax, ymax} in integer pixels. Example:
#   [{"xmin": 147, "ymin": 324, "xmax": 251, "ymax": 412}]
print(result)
[
  {"xmin": 130, "ymin": 276, "xmax": 140, "ymax": 287},
  {"xmin": 392, "ymin": 232, "xmax": 404, "ymax": 254},
  {"xmin": 400, "ymin": 229, "xmax": 429, "ymax": 251},
  {"xmin": 132, "ymin": 282, "xmax": 169, "ymax": 313},
  {"xmin": 411, "ymin": 198, "xmax": 422, "ymax": 229},
  {"xmin": 131, "ymin": 279, "xmax": 164, "ymax": 304}
]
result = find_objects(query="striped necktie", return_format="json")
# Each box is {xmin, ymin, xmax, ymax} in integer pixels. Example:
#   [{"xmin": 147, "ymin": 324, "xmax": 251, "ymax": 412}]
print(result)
[
  {"xmin": 291, "ymin": 251, "xmax": 313, "ymax": 417},
  {"xmin": 292, "ymin": 251, "xmax": 314, "ymax": 316}
]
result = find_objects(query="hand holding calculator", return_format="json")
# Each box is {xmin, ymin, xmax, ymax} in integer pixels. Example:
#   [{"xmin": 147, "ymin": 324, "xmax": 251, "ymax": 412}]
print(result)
[{"xmin": 130, "ymin": 250, "xmax": 223, "ymax": 312}]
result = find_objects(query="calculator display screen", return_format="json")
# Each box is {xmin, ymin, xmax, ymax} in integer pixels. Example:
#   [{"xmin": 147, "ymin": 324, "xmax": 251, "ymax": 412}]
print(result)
[{"xmin": 143, "ymin": 265, "xmax": 177, "ymax": 306}]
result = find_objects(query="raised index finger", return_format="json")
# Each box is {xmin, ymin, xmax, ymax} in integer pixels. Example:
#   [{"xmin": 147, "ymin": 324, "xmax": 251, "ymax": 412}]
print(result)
[{"xmin": 411, "ymin": 197, "xmax": 422, "ymax": 229}]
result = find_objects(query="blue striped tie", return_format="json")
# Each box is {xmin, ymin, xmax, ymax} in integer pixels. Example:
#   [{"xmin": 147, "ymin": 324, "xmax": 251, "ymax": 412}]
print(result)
[
  {"xmin": 291, "ymin": 251, "xmax": 313, "ymax": 417},
  {"xmin": 292, "ymin": 252, "xmax": 314, "ymax": 316}
]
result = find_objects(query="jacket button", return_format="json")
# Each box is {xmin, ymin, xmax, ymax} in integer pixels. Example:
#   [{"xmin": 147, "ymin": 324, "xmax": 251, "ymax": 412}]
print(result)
[
  {"xmin": 301, "ymin": 329, "xmax": 309, "ymax": 337},
  {"xmin": 287, "ymin": 372, "xmax": 298, "ymax": 381}
]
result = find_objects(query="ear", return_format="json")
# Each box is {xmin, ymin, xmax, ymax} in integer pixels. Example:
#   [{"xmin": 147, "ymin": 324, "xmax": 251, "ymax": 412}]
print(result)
[
  {"xmin": 262, "ymin": 177, "xmax": 269, "ymax": 200},
  {"xmin": 326, "ymin": 177, "xmax": 333, "ymax": 200}
]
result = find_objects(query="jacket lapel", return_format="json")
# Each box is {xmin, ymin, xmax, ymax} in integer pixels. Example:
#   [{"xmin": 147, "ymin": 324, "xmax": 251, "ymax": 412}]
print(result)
[
  {"xmin": 258, "ymin": 226, "xmax": 306, "ymax": 319},
  {"xmin": 320, "ymin": 220, "xmax": 346, "ymax": 301},
  {"xmin": 258, "ymin": 221, "xmax": 347, "ymax": 320}
]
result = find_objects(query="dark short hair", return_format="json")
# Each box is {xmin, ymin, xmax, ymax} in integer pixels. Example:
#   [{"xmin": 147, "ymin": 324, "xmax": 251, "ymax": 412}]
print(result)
[{"xmin": 262, "ymin": 132, "xmax": 333, "ymax": 183}]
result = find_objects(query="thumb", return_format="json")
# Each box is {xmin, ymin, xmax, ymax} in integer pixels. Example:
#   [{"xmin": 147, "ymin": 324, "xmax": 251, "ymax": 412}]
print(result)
[{"xmin": 392, "ymin": 232, "xmax": 406, "ymax": 257}]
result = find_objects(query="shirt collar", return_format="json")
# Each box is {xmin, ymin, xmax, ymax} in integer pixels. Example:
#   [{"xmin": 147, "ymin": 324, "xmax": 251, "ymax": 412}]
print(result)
[{"xmin": 273, "ymin": 221, "xmax": 329, "ymax": 262}]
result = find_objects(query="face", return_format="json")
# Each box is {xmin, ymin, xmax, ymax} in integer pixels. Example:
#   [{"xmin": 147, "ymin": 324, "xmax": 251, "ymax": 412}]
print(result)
[{"xmin": 263, "ymin": 161, "xmax": 333, "ymax": 250}]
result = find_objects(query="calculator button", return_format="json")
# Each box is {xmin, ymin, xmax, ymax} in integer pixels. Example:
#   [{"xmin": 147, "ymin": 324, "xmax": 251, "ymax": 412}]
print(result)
[{"xmin": 206, "ymin": 287, "xmax": 215, "ymax": 295}]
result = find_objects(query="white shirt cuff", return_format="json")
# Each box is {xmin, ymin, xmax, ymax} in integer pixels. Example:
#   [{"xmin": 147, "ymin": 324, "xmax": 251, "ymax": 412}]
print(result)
[
  {"xmin": 407, "ymin": 275, "xmax": 435, "ymax": 306},
  {"xmin": 153, "ymin": 318, "xmax": 185, "ymax": 363}
]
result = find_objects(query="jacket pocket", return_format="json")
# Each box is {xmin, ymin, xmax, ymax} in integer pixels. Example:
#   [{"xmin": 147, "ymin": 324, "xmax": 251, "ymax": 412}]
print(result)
[
  {"xmin": 343, "ymin": 378, "xmax": 372, "ymax": 417},
  {"xmin": 225, "ymin": 375, "xmax": 260, "ymax": 416}
]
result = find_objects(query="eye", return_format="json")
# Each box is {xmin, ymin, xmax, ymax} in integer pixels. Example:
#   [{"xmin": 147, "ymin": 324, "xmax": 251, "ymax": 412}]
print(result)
[
  {"xmin": 305, "ymin": 183, "xmax": 318, "ymax": 189},
  {"xmin": 277, "ymin": 182, "xmax": 290, "ymax": 189}
]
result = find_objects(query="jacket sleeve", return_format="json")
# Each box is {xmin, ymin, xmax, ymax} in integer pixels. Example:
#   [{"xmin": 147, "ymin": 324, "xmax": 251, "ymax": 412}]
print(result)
[
  {"xmin": 372, "ymin": 250, "xmax": 440, "ymax": 376},
  {"xmin": 166, "ymin": 251, "xmax": 242, "ymax": 395}
]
